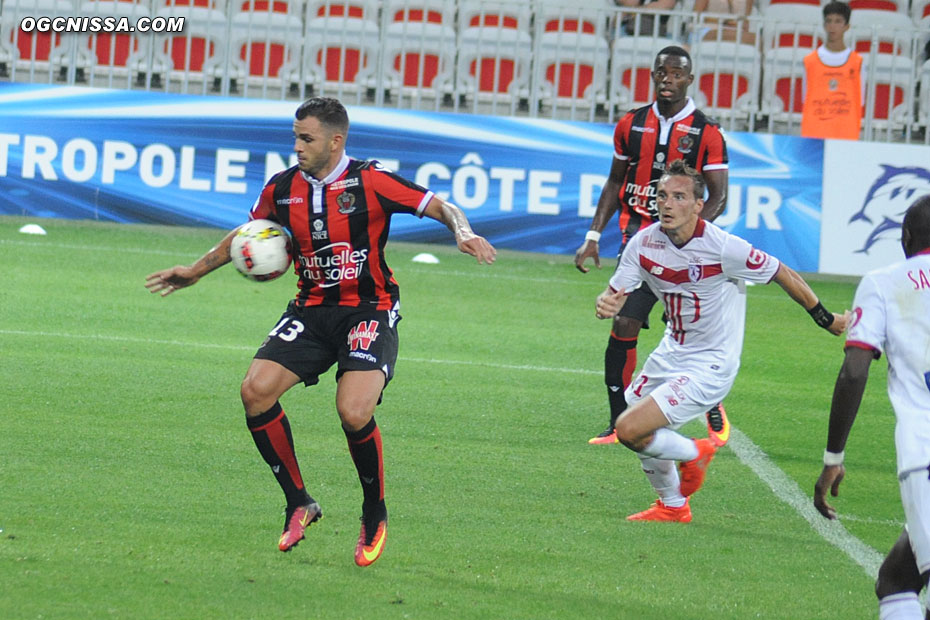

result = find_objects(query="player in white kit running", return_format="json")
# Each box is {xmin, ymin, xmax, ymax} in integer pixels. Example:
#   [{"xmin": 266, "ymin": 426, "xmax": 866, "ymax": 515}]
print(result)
[
  {"xmin": 814, "ymin": 196, "xmax": 930, "ymax": 620},
  {"xmin": 595, "ymin": 160, "xmax": 847, "ymax": 522}
]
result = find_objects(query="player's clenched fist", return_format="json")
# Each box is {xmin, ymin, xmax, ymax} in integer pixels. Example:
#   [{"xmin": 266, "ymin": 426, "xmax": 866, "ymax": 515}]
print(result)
[{"xmin": 595, "ymin": 287, "xmax": 627, "ymax": 319}]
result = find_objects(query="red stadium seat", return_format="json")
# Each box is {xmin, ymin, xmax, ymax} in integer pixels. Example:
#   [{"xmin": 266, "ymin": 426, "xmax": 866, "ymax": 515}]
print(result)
[
  {"xmin": 848, "ymin": 0, "xmax": 908, "ymax": 11},
  {"xmin": 610, "ymin": 36, "xmax": 671, "ymax": 109},
  {"xmin": 761, "ymin": 4, "xmax": 823, "ymax": 52},
  {"xmin": 381, "ymin": 0, "xmax": 456, "ymax": 95},
  {"xmin": 456, "ymin": 1, "xmax": 532, "ymax": 100},
  {"xmin": 850, "ymin": 10, "xmax": 916, "ymax": 55},
  {"xmin": 691, "ymin": 39, "xmax": 760, "ymax": 121}
]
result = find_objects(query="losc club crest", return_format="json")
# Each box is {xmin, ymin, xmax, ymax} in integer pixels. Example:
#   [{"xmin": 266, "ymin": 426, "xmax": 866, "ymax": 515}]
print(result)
[
  {"xmin": 336, "ymin": 191, "xmax": 356, "ymax": 214},
  {"xmin": 688, "ymin": 261, "xmax": 702, "ymax": 283}
]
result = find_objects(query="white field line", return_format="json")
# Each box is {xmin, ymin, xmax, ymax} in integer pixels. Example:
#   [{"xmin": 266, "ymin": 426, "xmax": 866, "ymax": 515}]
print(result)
[
  {"xmin": 1, "ymin": 327, "xmax": 883, "ymax": 577},
  {"xmin": 729, "ymin": 427, "xmax": 884, "ymax": 579}
]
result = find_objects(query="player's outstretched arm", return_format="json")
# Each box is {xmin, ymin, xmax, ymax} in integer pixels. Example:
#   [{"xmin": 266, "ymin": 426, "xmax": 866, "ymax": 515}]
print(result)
[
  {"xmin": 574, "ymin": 158, "xmax": 626, "ymax": 273},
  {"xmin": 772, "ymin": 264, "xmax": 848, "ymax": 335},
  {"xmin": 145, "ymin": 228, "xmax": 237, "ymax": 296},
  {"xmin": 423, "ymin": 197, "xmax": 496, "ymax": 265},
  {"xmin": 814, "ymin": 347, "xmax": 874, "ymax": 519}
]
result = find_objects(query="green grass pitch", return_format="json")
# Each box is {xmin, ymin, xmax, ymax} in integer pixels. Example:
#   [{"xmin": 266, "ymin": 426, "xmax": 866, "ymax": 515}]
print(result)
[{"xmin": 0, "ymin": 216, "xmax": 902, "ymax": 619}]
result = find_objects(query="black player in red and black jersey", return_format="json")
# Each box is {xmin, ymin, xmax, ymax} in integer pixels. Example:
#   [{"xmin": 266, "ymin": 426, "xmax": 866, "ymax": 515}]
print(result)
[
  {"xmin": 146, "ymin": 97, "xmax": 495, "ymax": 566},
  {"xmin": 573, "ymin": 46, "xmax": 730, "ymax": 447}
]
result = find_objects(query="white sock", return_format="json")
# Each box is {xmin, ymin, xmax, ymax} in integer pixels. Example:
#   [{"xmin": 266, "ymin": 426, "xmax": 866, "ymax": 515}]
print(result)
[
  {"xmin": 638, "ymin": 454, "xmax": 687, "ymax": 508},
  {"xmin": 879, "ymin": 592, "xmax": 923, "ymax": 619},
  {"xmin": 640, "ymin": 428, "xmax": 699, "ymax": 462}
]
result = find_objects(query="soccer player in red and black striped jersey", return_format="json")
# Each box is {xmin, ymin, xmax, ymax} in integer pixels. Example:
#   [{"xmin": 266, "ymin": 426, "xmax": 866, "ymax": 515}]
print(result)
[
  {"xmin": 573, "ymin": 46, "xmax": 730, "ymax": 447},
  {"xmin": 145, "ymin": 97, "xmax": 495, "ymax": 566}
]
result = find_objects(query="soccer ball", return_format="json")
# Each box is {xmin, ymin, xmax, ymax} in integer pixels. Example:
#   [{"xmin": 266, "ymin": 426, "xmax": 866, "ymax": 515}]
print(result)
[{"xmin": 230, "ymin": 219, "xmax": 293, "ymax": 282}]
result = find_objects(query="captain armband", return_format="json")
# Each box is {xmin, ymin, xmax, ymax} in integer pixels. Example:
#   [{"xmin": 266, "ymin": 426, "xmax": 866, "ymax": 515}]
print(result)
[{"xmin": 807, "ymin": 302, "xmax": 834, "ymax": 329}]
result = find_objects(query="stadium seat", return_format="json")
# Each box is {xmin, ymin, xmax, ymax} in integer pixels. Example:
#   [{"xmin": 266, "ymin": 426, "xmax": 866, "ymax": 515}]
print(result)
[
  {"xmin": 760, "ymin": 46, "xmax": 808, "ymax": 124},
  {"xmin": 764, "ymin": 0, "xmax": 820, "ymax": 6},
  {"xmin": 912, "ymin": 0, "xmax": 930, "ymax": 22},
  {"xmin": 151, "ymin": 3, "xmax": 230, "ymax": 88},
  {"xmin": 535, "ymin": 2, "xmax": 611, "ymax": 109},
  {"xmin": 305, "ymin": 0, "xmax": 379, "ymax": 20},
  {"xmin": 71, "ymin": 0, "xmax": 153, "ymax": 81},
  {"xmin": 165, "ymin": 0, "xmax": 226, "ymax": 6},
  {"xmin": 455, "ymin": 1, "xmax": 533, "ymax": 104},
  {"xmin": 609, "ymin": 35, "xmax": 674, "ymax": 110},
  {"xmin": 235, "ymin": 0, "xmax": 299, "ymax": 12},
  {"xmin": 760, "ymin": 4, "xmax": 822, "ymax": 52},
  {"xmin": 292, "ymin": 3, "xmax": 380, "ymax": 97},
  {"xmin": 537, "ymin": 0, "xmax": 610, "ymax": 38},
  {"xmin": 849, "ymin": 10, "xmax": 916, "ymax": 55},
  {"xmin": 228, "ymin": 3, "xmax": 302, "ymax": 82},
  {"xmin": 848, "ymin": 0, "xmax": 908, "ymax": 12},
  {"xmin": 861, "ymin": 52, "xmax": 916, "ymax": 130},
  {"xmin": 380, "ymin": 0, "xmax": 457, "ymax": 98},
  {"xmin": 691, "ymin": 39, "xmax": 761, "ymax": 122},
  {"xmin": 0, "ymin": 0, "xmax": 75, "ymax": 74}
]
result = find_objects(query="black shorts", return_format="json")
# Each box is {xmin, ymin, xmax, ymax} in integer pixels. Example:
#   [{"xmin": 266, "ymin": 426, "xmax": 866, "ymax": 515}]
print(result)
[
  {"xmin": 616, "ymin": 249, "xmax": 657, "ymax": 327},
  {"xmin": 254, "ymin": 301, "xmax": 401, "ymax": 388}
]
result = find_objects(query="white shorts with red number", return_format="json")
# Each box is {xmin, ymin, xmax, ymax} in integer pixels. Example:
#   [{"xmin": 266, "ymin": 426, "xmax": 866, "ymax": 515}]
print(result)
[
  {"xmin": 900, "ymin": 467, "xmax": 930, "ymax": 574},
  {"xmin": 624, "ymin": 347, "xmax": 735, "ymax": 430}
]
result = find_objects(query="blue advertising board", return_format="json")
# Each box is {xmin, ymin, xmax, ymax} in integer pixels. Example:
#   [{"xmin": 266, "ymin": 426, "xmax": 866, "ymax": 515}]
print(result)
[{"xmin": 0, "ymin": 83, "xmax": 822, "ymax": 271}]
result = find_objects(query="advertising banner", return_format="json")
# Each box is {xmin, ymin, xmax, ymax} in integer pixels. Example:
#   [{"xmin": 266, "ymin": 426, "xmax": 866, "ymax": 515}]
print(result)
[
  {"xmin": 1, "ymin": 83, "xmax": 821, "ymax": 270},
  {"xmin": 820, "ymin": 140, "xmax": 930, "ymax": 276}
]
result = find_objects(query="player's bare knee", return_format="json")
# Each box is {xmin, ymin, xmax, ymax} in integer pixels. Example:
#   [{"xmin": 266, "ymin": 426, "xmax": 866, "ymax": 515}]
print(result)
[
  {"xmin": 337, "ymin": 404, "xmax": 374, "ymax": 432},
  {"xmin": 615, "ymin": 419, "xmax": 645, "ymax": 450},
  {"xmin": 240, "ymin": 376, "xmax": 276, "ymax": 417}
]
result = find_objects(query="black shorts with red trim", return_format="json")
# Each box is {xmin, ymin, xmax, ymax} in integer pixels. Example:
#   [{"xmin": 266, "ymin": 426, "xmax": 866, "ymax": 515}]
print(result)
[
  {"xmin": 254, "ymin": 300, "xmax": 401, "ymax": 388},
  {"xmin": 615, "ymin": 250, "xmax": 657, "ymax": 328}
]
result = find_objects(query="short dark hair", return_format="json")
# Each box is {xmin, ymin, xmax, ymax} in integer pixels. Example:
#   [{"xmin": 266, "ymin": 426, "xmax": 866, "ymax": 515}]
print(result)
[
  {"xmin": 662, "ymin": 159, "xmax": 706, "ymax": 200},
  {"xmin": 903, "ymin": 195, "xmax": 930, "ymax": 255},
  {"xmin": 295, "ymin": 97, "xmax": 349, "ymax": 133},
  {"xmin": 655, "ymin": 46, "xmax": 692, "ymax": 73},
  {"xmin": 823, "ymin": 1, "xmax": 851, "ymax": 24}
]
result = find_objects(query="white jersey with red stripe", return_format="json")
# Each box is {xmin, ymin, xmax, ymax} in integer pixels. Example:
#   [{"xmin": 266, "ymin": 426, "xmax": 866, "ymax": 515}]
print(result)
[
  {"xmin": 845, "ymin": 250, "xmax": 930, "ymax": 476},
  {"xmin": 608, "ymin": 219, "xmax": 780, "ymax": 382}
]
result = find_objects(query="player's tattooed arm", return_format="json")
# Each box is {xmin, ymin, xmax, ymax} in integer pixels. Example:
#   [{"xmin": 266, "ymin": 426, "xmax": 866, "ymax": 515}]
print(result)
[
  {"xmin": 423, "ymin": 196, "xmax": 496, "ymax": 264},
  {"xmin": 145, "ymin": 228, "xmax": 236, "ymax": 296}
]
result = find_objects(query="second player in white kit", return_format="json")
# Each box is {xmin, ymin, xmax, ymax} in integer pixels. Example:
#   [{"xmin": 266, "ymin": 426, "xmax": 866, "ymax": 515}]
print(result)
[
  {"xmin": 596, "ymin": 160, "xmax": 847, "ymax": 523},
  {"xmin": 814, "ymin": 196, "xmax": 930, "ymax": 620}
]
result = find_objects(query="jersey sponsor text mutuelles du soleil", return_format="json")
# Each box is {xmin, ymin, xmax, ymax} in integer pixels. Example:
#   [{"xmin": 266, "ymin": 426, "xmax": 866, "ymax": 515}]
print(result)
[
  {"xmin": 608, "ymin": 220, "xmax": 779, "ymax": 383},
  {"xmin": 845, "ymin": 249, "xmax": 930, "ymax": 475},
  {"xmin": 614, "ymin": 97, "xmax": 728, "ymax": 243},
  {"xmin": 249, "ymin": 153, "xmax": 432, "ymax": 310}
]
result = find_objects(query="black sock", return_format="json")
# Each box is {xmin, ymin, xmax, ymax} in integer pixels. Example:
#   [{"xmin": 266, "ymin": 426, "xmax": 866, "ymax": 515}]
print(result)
[
  {"xmin": 247, "ymin": 402, "xmax": 311, "ymax": 508},
  {"xmin": 344, "ymin": 417, "xmax": 385, "ymax": 517},
  {"xmin": 605, "ymin": 335, "xmax": 637, "ymax": 426}
]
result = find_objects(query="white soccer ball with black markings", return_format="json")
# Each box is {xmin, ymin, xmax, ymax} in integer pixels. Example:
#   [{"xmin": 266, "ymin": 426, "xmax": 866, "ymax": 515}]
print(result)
[{"xmin": 230, "ymin": 219, "xmax": 293, "ymax": 282}]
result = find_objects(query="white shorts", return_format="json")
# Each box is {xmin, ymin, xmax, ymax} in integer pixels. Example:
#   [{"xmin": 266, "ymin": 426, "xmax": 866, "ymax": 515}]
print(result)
[
  {"xmin": 625, "ymin": 348, "xmax": 734, "ymax": 430},
  {"xmin": 899, "ymin": 467, "xmax": 930, "ymax": 574}
]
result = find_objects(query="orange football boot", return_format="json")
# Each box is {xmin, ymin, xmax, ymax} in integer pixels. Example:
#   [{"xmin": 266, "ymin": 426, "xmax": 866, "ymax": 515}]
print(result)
[{"xmin": 626, "ymin": 499, "xmax": 692, "ymax": 523}]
